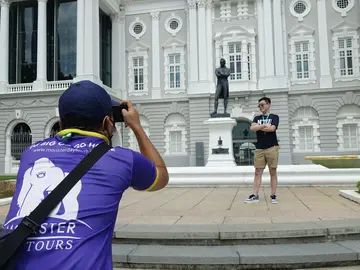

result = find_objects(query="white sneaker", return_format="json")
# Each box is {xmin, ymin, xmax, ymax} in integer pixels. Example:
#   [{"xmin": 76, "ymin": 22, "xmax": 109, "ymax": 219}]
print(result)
[
  {"xmin": 270, "ymin": 195, "xmax": 278, "ymax": 204},
  {"xmin": 244, "ymin": 194, "xmax": 259, "ymax": 203}
]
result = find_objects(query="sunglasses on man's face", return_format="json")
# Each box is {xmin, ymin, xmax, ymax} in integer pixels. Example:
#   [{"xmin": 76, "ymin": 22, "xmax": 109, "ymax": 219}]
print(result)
[{"xmin": 258, "ymin": 103, "xmax": 267, "ymax": 108}]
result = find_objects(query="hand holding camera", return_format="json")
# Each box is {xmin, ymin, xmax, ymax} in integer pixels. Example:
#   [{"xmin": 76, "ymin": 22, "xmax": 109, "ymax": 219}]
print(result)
[{"xmin": 120, "ymin": 100, "xmax": 142, "ymax": 130}]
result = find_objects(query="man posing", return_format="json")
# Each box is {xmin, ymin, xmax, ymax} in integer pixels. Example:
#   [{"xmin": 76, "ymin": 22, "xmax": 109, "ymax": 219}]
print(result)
[{"xmin": 245, "ymin": 97, "xmax": 280, "ymax": 204}]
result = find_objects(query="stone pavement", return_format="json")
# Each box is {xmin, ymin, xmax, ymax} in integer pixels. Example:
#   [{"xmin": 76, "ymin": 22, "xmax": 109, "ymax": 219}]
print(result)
[
  {"xmin": 114, "ymin": 186, "xmax": 360, "ymax": 225},
  {"xmin": 1, "ymin": 187, "xmax": 359, "ymax": 224}
]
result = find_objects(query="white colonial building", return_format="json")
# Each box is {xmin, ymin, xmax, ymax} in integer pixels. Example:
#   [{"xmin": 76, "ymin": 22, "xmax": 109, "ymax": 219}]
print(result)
[{"xmin": 0, "ymin": 0, "xmax": 359, "ymax": 173}]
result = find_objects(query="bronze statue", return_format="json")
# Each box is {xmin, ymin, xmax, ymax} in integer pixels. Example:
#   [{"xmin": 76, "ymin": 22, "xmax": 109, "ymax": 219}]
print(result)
[{"xmin": 211, "ymin": 58, "xmax": 231, "ymax": 117}]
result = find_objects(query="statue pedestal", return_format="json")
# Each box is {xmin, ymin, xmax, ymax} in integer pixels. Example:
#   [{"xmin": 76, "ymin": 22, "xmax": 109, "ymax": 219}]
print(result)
[{"xmin": 204, "ymin": 117, "xmax": 237, "ymax": 167}]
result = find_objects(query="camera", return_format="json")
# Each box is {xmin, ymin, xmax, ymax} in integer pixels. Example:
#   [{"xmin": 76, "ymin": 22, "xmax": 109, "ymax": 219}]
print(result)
[{"xmin": 112, "ymin": 103, "xmax": 128, "ymax": 122}]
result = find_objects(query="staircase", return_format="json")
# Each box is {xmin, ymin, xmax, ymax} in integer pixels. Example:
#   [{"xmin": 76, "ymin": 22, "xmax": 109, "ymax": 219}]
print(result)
[{"xmin": 112, "ymin": 219, "xmax": 360, "ymax": 269}]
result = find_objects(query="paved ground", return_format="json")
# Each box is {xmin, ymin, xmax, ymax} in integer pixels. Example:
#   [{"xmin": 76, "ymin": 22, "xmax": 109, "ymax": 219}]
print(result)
[{"xmin": 1, "ymin": 187, "xmax": 360, "ymax": 224}]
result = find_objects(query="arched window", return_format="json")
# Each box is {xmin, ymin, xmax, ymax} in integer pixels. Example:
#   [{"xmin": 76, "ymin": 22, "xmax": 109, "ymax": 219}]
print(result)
[
  {"xmin": 50, "ymin": 122, "xmax": 60, "ymax": 138},
  {"xmin": 164, "ymin": 113, "xmax": 187, "ymax": 155},
  {"xmin": 11, "ymin": 123, "xmax": 32, "ymax": 160},
  {"xmin": 232, "ymin": 119, "xmax": 256, "ymax": 165},
  {"xmin": 336, "ymin": 104, "xmax": 360, "ymax": 151},
  {"xmin": 292, "ymin": 106, "xmax": 320, "ymax": 152}
]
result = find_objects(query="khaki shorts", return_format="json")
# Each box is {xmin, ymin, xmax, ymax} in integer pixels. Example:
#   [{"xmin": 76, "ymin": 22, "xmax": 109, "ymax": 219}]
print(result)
[{"xmin": 254, "ymin": 145, "xmax": 280, "ymax": 169}]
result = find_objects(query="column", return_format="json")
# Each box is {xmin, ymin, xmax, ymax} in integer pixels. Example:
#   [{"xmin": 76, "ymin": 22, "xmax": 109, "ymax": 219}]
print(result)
[
  {"xmin": 151, "ymin": 11, "xmax": 161, "ymax": 99},
  {"xmin": 34, "ymin": 0, "xmax": 47, "ymax": 91},
  {"xmin": 263, "ymin": 0, "xmax": 274, "ymax": 77},
  {"xmin": 206, "ymin": 0, "xmax": 214, "ymax": 82},
  {"xmin": 111, "ymin": 10, "xmax": 126, "ymax": 99},
  {"xmin": 0, "ymin": 0, "xmax": 10, "ymax": 93},
  {"xmin": 256, "ymin": 0, "xmax": 265, "ymax": 80},
  {"xmin": 75, "ymin": 0, "xmax": 85, "ymax": 79},
  {"xmin": 272, "ymin": 0, "xmax": 285, "ymax": 76},
  {"xmin": 187, "ymin": 0, "xmax": 198, "ymax": 84},
  {"xmin": 83, "ymin": 0, "xmax": 100, "ymax": 82},
  {"xmin": 317, "ymin": 0, "xmax": 332, "ymax": 88},
  {"xmin": 197, "ymin": 0, "xmax": 207, "ymax": 81}
]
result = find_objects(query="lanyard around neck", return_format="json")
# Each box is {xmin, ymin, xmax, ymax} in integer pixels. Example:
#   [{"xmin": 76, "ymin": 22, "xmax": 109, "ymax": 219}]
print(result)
[{"xmin": 262, "ymin": 114, "xmax": 270, "ymax": 121}]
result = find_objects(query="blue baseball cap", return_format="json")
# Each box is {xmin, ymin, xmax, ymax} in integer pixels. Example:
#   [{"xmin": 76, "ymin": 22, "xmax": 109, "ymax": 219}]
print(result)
[{"xmin": 58, "ymin": 80, "xmax": 118, "ymax": 122}]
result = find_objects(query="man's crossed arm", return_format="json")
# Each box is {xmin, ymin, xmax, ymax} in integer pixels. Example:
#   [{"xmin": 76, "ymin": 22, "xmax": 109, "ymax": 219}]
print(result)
[
  {"xmin": 250, "ymin": 115, "xmax": 279, "ymax": 133},
  {"xmin": 250, "ymin": 123, "xmax": 276, "ymax": 132}
]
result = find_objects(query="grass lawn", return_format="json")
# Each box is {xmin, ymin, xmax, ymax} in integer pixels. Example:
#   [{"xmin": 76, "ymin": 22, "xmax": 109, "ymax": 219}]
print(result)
[
  {"xmin": 0, "ymin": 175, "xmax": 16, "ymax": 181},
  {"xmin": 0, "ymin": 191, "xmax": 13, "ymax": 199}
]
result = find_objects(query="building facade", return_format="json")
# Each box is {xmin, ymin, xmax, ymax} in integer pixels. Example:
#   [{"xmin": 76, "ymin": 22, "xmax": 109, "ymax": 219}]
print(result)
[{"xmin": 0, "ymin": 0, "xmax": 359, "ymax": 173}]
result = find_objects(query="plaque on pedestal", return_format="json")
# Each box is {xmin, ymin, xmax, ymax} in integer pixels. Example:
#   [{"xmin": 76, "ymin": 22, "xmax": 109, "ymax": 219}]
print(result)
[
  {"xmin": 204, "ymin": 117, "xmax": 237, "ymax": 167},
  {"xmin": 210, "ymin": 112, "xmax": 231, "ymax": 118}
]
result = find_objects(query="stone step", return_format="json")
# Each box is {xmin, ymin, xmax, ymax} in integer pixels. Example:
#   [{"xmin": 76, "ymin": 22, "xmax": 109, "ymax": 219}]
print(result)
[
  {"xmin": 112, "ymin": 240, "xmax": 360, "ymax": 269},
  {"xmin": 113, "ymin": 219, "xmax": 360, "ymax": 246}
]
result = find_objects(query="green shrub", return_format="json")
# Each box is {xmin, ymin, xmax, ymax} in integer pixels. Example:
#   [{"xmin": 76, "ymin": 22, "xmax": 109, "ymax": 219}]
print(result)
[
  {"xmin": 357, "ymin": 181, "xmax": 360, "ymax": 193},
  {"xmin": 0, "ymin": 175, "xmax": 16, "ymax": 181}
]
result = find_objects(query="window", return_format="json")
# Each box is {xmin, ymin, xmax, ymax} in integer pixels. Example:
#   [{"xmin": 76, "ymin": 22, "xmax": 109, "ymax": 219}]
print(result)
[
  {"xmin": 331, "ymin": 21, "xmax": 360, "ymax": 81},
  {"xmin": 336, "ymin": 104, "xmax": 360, "ymax": 151},
  {"xmin": 129, "ymin": 18, "xmax": 146, "ymax": 40},
  {"xmin": 164, "ymin": 113, "xmax": 187, "ymax": 155},
  {"xmin": 214, "ymin": 25, "xmax": 257, "ymax": 89},
  {"xmin": 169, "ymin": 130, "xmax": 182, "ymax": 154},
  {"xmin": 46, "ymin": 0, "xmax": 77, "ymax": 81},
  {"xmin": 290, "ymin": 0, "xmax": 311, "ymax": 22},
  {"xmin": 11, "ymin": 123, "xmax": 32, "ymax": 160},
  {"xmin": 229, "ymin": 43, "xmax": 242, "ymax": 81},
  {"xmin": 295, "ymin": 41, "xmax": 309, "ymax": 79},
  {"xmin": 338, "ymin": 37, "xmax": 353, "ymax": 76},
  {"xmin": 165, "ymin": 13, "xmax": 183, "ymax": 37},
  {"xmin": 133, "ymin": 24, "xmax": 143, "ymax": 35},
  {"xmin": 332, "ymin": 0, "xmax": 354, "ymax": 16},
  {"xmin": 232, "ymin": 120, "xmax": 257, "ymax": 166},
  {"xmin": 298, "ymin": 126, "xmax": 313, "ymax": 150},
  {"xmin": 294, "ymin": 2, "xmax": 306, "ymax": 14},
  {"xmin": 226, "ymin": 41, "xmax": 252, "ymax": 81},
  {"xmin": 169, "ymin": 54, "xmax": 180, "ymax": 88},
  {"xmin": 99, "ymin": 9, "xmax": 112, "ymax": 87},
  {"xmin": 292, "ymin": 106, "xmax": 320, "ymax": 152},
  {"xmin": 342, "ymin": 124, "xmax": 358, "ymax": 149},
  {"xmin": 9, "ymin": 1, "xmax": 38, "ymax": 84},
  {"xmin": 162, "ymin": 39, "xmax": 186, "ymax": 93},
  {"xmin": 288, "ymin": 25, "xmax": 316, "ymax": 85},
  {"xmin": 127, "ymin": 41, "xmax": 149, "ymax": 95},
  {"xmin": 170, "ymin": 20, "xmax": 179, "ymax": 30},
  {"xmin": 133, "ymin": 57, "xmax": 144, "ymax": 91}
]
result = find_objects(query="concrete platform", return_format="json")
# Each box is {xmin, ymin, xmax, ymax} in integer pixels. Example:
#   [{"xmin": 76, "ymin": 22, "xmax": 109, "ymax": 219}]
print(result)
[{"xmin": 167, "ymin": 165, "xmax": 360, "ymax": 186}]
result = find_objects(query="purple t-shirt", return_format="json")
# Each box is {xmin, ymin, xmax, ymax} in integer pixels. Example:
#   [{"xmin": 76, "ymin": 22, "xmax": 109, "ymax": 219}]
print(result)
[{"xmin": 3, "ymin": 132, "xmax": 158, "ymax": 270}]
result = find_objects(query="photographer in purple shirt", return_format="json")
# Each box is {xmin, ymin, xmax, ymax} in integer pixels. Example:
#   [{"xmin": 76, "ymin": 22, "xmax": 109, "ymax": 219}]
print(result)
[{"xmin": 3, "ymin": 80, "xmax": 169, "ymax": 270}]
